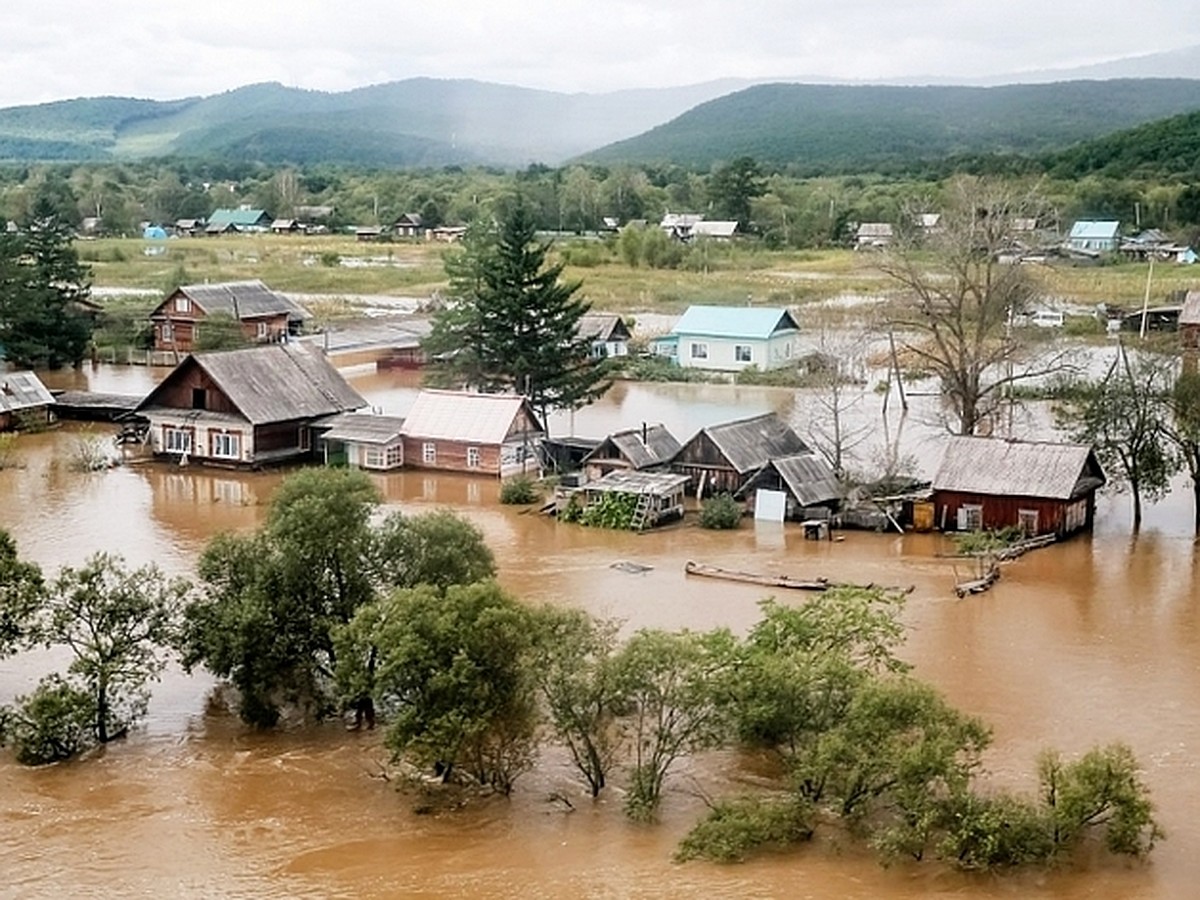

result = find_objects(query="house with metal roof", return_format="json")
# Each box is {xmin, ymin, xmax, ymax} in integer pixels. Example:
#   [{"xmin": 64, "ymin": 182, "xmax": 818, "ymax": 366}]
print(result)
[
  {"xmin": 581, "ymin": 423, "xmax": 680, "ymax": 479},
  {"xmin": 318, "ymin": 412, "xmax": 407, "ymax": 470},
  {"xmin": 1066, "ymin": 220, "xmax": 1120, "ymax": 254},
  {"xmin": 932, "ymin": 437, "xmax": 1106, "ymax": 538},
  {"xmin": 855, "ymin": 222, "xmax": 893, "ymax": 249},
  {"xmin": 205, "ymin": 208, "xmax": 272, "ymax": 233},
  {"xmin": 673, "ymin": 412, "xmax": 810, "ymax": 496},
  {"xmin": 400, "ymin": 389, "xmax": 545, "ymax": 478},
  {"xmin": 668, "ymin": 305, "xmax": 800, "ymax": 372},
  {"xmin": 0, "ymin": 371, "xmax": 55, "ymax": 431},
  {"xmin": 149, "ymin": 280, "xmax": 308, "ymax": 354},
  {"xmin": 736, "ymin": 452, "xmax": 842, "ymax": 519},
  {"xmin": 132, "ymin": 343, "xmax": 366, "ymax": 467}
]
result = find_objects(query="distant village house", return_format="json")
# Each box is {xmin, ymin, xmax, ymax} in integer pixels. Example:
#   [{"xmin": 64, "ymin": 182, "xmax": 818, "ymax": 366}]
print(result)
[{"xmin": 149, "ymin": 280, "xmax": 308, "ymax": 354}]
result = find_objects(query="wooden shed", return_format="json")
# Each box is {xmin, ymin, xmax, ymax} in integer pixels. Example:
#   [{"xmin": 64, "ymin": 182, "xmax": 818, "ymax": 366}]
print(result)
[
  {"xmin": 932, "ymin": 437, "xmax": 1106, "ymax": 538},
  {"xmin": 570, "ymin": 469, "xmax": 690, "ymax": 531},
  {"xmin": 737, "ymin": 452, "xmax": 842, "ymax": 520},
  {"xmin": 0, "ymin": 371, "xmax": 55, "ymax": 431},
  {"xmin": 673, "ymin": 412, "xmax": 809, "ymax": 496},
  {"xmin": 581, "ymin": 423, "xmax": 680, "ymax": 480}
]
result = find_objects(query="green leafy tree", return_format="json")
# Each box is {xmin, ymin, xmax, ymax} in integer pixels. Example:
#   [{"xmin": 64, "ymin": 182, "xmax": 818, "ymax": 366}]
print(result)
[
  {"xmin": 612, "ymin": 628, "xmax": 736, "ymax": 820},
  {"xmin": 365, "ymin": 581, "xmax": 540, "ymax": 793},
  {"xmin": 1056, "ymin": 348, "xmax": 1177, "ymax": 531},
  {"xmin": 0, "ymin": 529, "xmax": 44, "ymax": 658},
  {"xmin": 180, "ymin": 468, "xmax": 382, "ymax": 726},
  {"xmin": 36, "ymin": 554, "xmax": 188, "ymax": 745},
  {"xmin": 372, "ymin": 508, "xmax": 496, "ymax": 592},
  {"xmin": 424, "ymin": 203, "xmax": 612, "ymax": 423},
  {"xmin": 0, "ymin": 196, "xmax": 95, "ymax": 368},
  {"xmin": 529, "ymin": 607, "xmax": 625, "ymax": 797},
  {"xmin": 194, "ymin": 311, "xmax": 250, "ymax": 351},
  {"xmin": 0, "ymin": 674, "xmax": 96, "ymax": 765}
]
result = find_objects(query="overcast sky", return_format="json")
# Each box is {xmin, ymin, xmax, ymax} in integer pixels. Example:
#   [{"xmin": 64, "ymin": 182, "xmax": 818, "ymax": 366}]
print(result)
[{"xmin": 4, "ymin": 1, "xmax": 1200, "ymax": 108}]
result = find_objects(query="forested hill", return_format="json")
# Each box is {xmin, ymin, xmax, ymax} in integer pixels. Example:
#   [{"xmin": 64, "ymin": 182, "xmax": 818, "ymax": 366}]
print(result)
[
  {"xmin": 584, "ymin": 79, "xmax": 1200, "ymax": 173},
  {"xmin": 0, "ymin": 78, "xmax": 754, "ymax": 167},
  {"xmin": 1043, "ymin": 109, "xmax": 1200, "ymax": 179}
]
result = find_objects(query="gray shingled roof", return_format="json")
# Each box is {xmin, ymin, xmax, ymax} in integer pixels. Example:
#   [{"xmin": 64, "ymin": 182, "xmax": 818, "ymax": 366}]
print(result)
[
  {"xmin": 173, "ymin": 280, "xmax": 308, "ymax": 322},
  {"xmin": 0, "ymin": 371, "xmax": 54, "ymax": 413},
  {"xmin": 933, "ymin": 437, "xmax": 1106, "ymax": 500},
  {"xmin": 582, "ymin": 423, "xmax": 680, "ymax": 470},
  {"xmin": 137, "ymin": 343, "xmax": 365, "ymax": 425},
  {"xmin": 577, "ymin": 313, "xmax": 631, "ymax": 343},
  {"xmin": 702, "ymin": 412, "xmax": 810, "ymax": 474},
  {"xmin": 765, "ymin": 453, "xmax": 842, "ymax": 506}
]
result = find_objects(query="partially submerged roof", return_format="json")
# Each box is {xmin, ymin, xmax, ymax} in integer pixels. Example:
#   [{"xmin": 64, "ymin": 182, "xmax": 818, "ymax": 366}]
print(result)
[
  {"xmin": 585, "ymin": 469, "xmax": 690, "ymax": 496},
  {"xmin": 743, "ymin": 453, "xmax": 841, "ymax": 507},
  {"xmin": 319, "ymin": 413, "xmax": 406, "ymax": 445},
  {"xmin": 401, "ymin": 389, "xmax": 543, "ymax": 444},
  {"xmin": 933, "ymin": 437, "xmax": 1106, "ymax": 500},
  {"xmin": 671, "ymin": 306, "xmax": 799, "ymax": 340},
  {"xmin": 136, "ymin": 343, "xmax": 366, "ymax": 425},
  {"xmin": 695, "ymin": 412, "xmax": 809, "ymax": 474},
  {"xmin": 582, "ymin": 423, "xmax": 681, "ymax": 470},
  {"xmin": 163, "ymin": 280, "xmax": 308, "ymax": 322},
  {"xmin": 0, "ymin": 371, "xmax": 54, "ymax": 412}
]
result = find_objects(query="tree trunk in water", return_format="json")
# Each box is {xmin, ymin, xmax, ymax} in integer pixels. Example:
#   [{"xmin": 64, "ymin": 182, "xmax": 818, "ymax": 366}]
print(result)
[
  {"xmin": 1131, "ymin": 480, "xmax": 1143, "ymax": 533},
  {"xmin": 96, "ymin": 682, "xmax": 109, "ymax": 744}
]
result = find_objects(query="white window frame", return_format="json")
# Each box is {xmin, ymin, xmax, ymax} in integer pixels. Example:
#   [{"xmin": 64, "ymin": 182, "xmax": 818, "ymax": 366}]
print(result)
[
  {"xmin": 163, "ymin": 426, "xmax": 192, "ymax": 453},
  {"xmin": 386, "ymin": 443, "xmax": 403, "ymax": 468},
  {"xmin": 958, "ymin": 504, "xmax": 983, "ymax": 531},
  {"xmin": 422, "ymin": 442, "xmax": 437, "ymax": 464},
  {"xmin": 364, "ymin": 447, "xmax": 386, "ymax": 469},
  {"xmin": 690, "ymin": 342, "xmax": 708, "ymax": 360},
  {"xmin": 734, "ymin": 344, "xmax": 752, "ymax": 363},
  {"xmin": 211, "ymin": 431, "xmax": 241, "ymax": 460},
  {"xmin": 161, "ymin": 322, "xmax": 174, "ymax": 343},
  {"xmin": 467, "ymin": 446, "xmax": 481, "ymax": 468},
  {"xmin": 175, "ymin": 296, "xmax": 191, "ymax": 313}
]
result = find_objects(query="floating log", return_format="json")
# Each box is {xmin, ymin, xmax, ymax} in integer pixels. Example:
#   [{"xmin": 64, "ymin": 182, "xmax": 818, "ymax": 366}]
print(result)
[
  {"xmin": 684, "ymin": 560, "xmax": 831, "ymax": 591},
  {"xmin": 954, "ymin": 565, "xmax": 1000, "ymax": 598},
  {"xmin": 993, "ymin": 533, "xmax": 1058, "ymax": 561}
]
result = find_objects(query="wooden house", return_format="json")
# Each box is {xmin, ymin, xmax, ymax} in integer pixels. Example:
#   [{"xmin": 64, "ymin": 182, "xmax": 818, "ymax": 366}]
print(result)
[
  {"xmin": 855, "ymin": 222, "xmax": 893, "ymax": 249},
  {"xmin": 737, "ymin": 452, "xmax": 841, "ymax": 520},
  {"xmin": 673, "ymin": 412, "xmax": 810, "ymax": 496},
  {"xmin": 149, "ymin": 280, "xmax": 308, "ymax": 353},
  {"xmin": 931, "ymin": 437, "xmax": 1106, "ymax": 538},
  {"xmin": 206, "ymin": 208, "xmax": 271, "ymax": 233},
  {"xmin": 0, "ymin": 371, "xmax": 55, "ymax": 431},
  {"xmin": 270, "ymin": 218, "xmax": 303, "ymax": 234},
  {"xmin": 580, "ymin": 423, "xmax": 680, "ymax": 480},
  {"xmin": 400, "ymin": 389, "xmax": 544, "ymax": 478},
  {"xmin": 318, "ymin": 413, "xmax": 406, "ymax": 470},
  {"xmin": 132, "ymin": 343, "xmax": 366, "ymax": 467},
  {"xmin": 669, "ymin": 305, "xmax": 800, "ymax": 372},
  {"xmin": 577, "ymin": 313, "xmax": 631, "ymax": 359},
  {"xmin": 392, "ymin": 213, "xmax": 424, "ymax": 238},
  {"xmin": 1066, "ymin": 220, "xmax": 1120, "ymax": 254}
]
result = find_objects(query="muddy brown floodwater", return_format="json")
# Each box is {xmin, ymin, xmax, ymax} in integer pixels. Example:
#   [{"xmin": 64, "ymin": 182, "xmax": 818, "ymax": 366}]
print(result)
[{"xmin": 1, "ymin": 363, "xmax": 1198, "ymax": 899}]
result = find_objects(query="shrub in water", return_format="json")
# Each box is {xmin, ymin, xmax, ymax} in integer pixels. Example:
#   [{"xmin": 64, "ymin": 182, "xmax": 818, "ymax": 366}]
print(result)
[{"xmin": 700, "ymin": 493, "xmax": 742, "ymax": 529}]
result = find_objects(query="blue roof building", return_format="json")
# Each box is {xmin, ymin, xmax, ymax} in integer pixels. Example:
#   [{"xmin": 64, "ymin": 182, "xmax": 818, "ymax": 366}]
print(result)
[
  {"xmin": 1067, "ymin": 220, "xmax": 1120, "ymax": 253},
  {"xmin": 667, "ymin": 305, "xmax": 800, "ymax": 371}
]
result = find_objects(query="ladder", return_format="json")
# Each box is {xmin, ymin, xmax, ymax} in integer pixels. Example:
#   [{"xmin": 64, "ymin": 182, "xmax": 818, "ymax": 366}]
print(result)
[{"xmin": 630, "ymin": 491, "xmax": 653, "ymax": 532}]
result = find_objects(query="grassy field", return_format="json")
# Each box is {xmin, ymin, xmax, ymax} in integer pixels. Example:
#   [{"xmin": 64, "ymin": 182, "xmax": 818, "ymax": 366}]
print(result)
[{"xmin": 77, "ymin": 234, "xmax": 1200, "ymax": 319}]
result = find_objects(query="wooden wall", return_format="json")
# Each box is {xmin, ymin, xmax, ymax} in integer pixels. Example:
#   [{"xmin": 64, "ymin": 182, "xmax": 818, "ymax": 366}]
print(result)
[{"xmin": 933, "ymin": 490, "xmax": 1095, "ymax": 537}]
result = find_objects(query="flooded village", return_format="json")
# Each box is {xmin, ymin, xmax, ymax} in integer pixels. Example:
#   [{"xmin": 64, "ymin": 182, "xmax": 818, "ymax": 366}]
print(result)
[{"xmin": 3, "ymin": 280, "xmax": 1200, "ymax": 898}]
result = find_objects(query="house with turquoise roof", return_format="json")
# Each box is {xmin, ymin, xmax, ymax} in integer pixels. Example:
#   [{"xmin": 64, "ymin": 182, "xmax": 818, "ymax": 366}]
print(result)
[
  {"xmin": 663, "ymin": 305, "xmax": 800, "ymax": 372},
  {"xmin": 1066, "ymin": 220, "xmax": 1120, "ymax": 254}
]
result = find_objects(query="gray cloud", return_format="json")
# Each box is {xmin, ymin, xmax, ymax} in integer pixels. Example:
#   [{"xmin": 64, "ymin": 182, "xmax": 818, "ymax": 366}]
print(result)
[{"xmin": 2, "ymin": 1, "xmax": 1198, "ymax": 108}]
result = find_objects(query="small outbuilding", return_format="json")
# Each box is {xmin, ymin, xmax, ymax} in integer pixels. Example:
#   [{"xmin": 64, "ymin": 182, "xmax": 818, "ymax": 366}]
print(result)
[
  {"xmin": 0, "ymin": 371, "xmax": 56, "ymax": 431},
  {"xmin": 569, "ymin": 469, "xmax": 690, "ymax": 531},
  {"xmin": 673, "ymin": 412, "xmax": 810, "ymax": 496},
  {"xmin": 318, "ymin": 413, "xmax": 406, "ymax": 470},
  {"xmin": 581, "ymin": 423, "xmax": 680, "ymax": 479},
  {"xmin": 931, "ymin": 437, "xmax": 1106, "ymax": 538},
  {"xmin": 577, "ymin": 313, "xmax": 632, "ymax": 359},
  {"xmin": 737, "ymin": 452, "xmax": 842, "ymax": 520}
]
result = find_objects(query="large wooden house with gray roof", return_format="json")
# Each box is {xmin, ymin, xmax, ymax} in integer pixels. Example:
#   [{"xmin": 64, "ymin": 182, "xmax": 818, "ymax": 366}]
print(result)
[
  {"xmin": 133, "ymin": 343, "xmax": 366, "ymax": 467},
  {"xmin": 673, "ymin": 412, "xmax": 810, "ymax": 496},
  {"xmin": 932, "ymin": 437, "xmax": 1106, "ymax": 537},
  {"xmin": 149, "ymin": 280, "xmax": 307, "ymax": 354}
]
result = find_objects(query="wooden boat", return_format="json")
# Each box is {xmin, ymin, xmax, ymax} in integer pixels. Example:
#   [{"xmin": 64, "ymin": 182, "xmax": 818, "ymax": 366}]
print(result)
[{"xmin": 684, "ymin": 560, "xmax": 831, "ymax": 591}]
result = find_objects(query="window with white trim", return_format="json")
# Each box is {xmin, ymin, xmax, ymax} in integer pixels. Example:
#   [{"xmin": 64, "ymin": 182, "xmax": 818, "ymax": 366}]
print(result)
[
  {"xmin": 163, "ymin": 427, "xmax": 192, "ymax": 454},
  {"xmin": 175, "ymin": 296, "xmax": 191, "ymax": 312},
  {"xmin": 161, "ymin": 322, "xmax": 174, "ymax": 343},
  {"xmin": 386, "ymin": 444, "xmax": 403, "ymax": 468},
  {"xmin": 364, "ymin": 447, "xmax": 386, "ymax": 469},
  {"xmin": 211, "ymin": 432, "xmax": 241, "ymax": 459},
  {"xmin": 957, "ymin": 504, "xmax": 983, "ymax": 531},
  {"xmin": 256, "ymin": 321, "xmax": 268, "ymax": 339},
  {"xmin": 690, "ymin": 342, "xmax": 708, "ymax": 359},
  {"xmin": 735, "ymin": 344, "xmax": 752, "ymax": 363},
  {"xmin": 467, "ymin": 446, "xmax": 481, "ymax": 468},
  {"xmin": 423, "ymin": 442, "xmax": 437, "ymax": 464}
]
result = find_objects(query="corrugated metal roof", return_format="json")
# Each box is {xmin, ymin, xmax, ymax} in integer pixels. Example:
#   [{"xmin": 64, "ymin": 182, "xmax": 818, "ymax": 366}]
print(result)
[
  {"xmin": 702, "ymin": 412, "xmax": 809, "ymax": 474},
  {"xmin": 208, "ymin": 208, "xmax": 269, "ymax": 227},
  {"xmin": 0, "ymin": 371, "xmax": 54, "ymax": 413},
  {"xmin": 320, "ymin": 413, "xmax": 406, "ymax": 444},
  {"xmin": 692, "ymin": 221, "xmax": 738, "ymax": 237},
  {"xmin": 671, "ymin": 306, "xmax": 799, "ymax": 340},
  {"xmin": 137, "ymin": 343, "xmax": 366, "ymax": 426},
  {"xmin": 583, "ymin": 424, "xmax": 680, "ymax": 470},
  {"xmin": 401, "ymin": 390, "xmax": 543, "ymax": 444},
  {"xmin": 932, "ymin": 436, "xmax": 1106, "ymax": 500},
  {"xmin": 1068, "ymin": 220, "xmax": 1120, "ymax": 240},
  {"xmin": 586, "ymin": 469, "xmax": 690, "ymax": 495},
  {"xmin": 769, "ymin": 453, "xmax": 841, "ymax": 506},
  {"xmin": 172, "ymin": 280, "xmax": 308, "ymax": 322},
  {"xmin": 577, "ymin": 314, "xmax": 630, "ymax": 342},
  {"xmin": 1180, "ymin": 290, "xmax": 1200, "ymax": 327}
]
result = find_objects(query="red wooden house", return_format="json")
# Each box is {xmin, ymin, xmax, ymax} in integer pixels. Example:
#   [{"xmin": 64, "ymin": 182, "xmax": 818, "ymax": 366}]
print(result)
[
  {"xmin": 932, "ymin": 437, "xmax": 1106, "ymax": 538},
  {"xmin": 399, "ymin": 390, "xmax": 544, "ymax": 478},
  {"xmin": 148, "ymin": 280, "xmax": 308, "ymax": 353}
]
